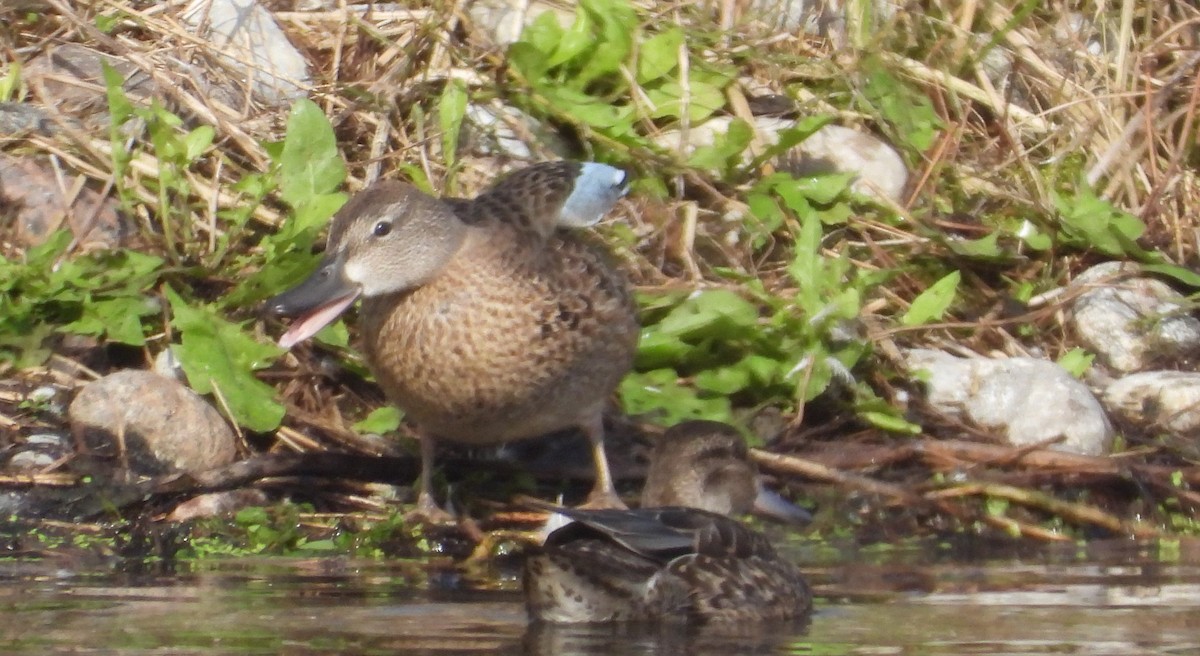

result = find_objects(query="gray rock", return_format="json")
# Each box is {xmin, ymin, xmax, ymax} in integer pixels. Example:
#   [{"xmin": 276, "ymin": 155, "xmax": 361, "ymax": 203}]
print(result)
[
  {"xmin": 182, "ymin": 0, "xmax": 311, "ymax": 104},
  {"xmin": 68, "ymin": 370, "xmax": 239, "ymax": 477},
  {"xmin": 905, "ymin": 349, "xmax": 1114, "ymax": 456},
  {"xmin": 1068, "ymin": 262, "xmax": 1200, "ymax": 373},
  {"xmin": 1104, "ymin": 371, "xmax": 1200, "ymax": 435}
]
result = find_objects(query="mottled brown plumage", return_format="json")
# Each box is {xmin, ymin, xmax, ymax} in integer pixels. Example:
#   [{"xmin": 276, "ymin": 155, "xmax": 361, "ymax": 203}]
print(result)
[
  {"xmin": 268, "ymin": 161, "xmax": 638, "ymax": 515},
  {"xmin": 524, "ymin": 420, "xmax": 813, "ymax": 624}
]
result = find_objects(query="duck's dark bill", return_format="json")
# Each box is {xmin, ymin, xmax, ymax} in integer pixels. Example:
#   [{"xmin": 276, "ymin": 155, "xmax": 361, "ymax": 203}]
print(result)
[{"xmin": 267, "ymin": 259, "xmax": 361, "ymax": 349}]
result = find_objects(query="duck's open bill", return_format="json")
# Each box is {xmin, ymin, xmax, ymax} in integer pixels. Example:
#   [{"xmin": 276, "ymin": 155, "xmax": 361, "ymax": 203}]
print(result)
[{"xmin": 266, "ymin": 253, "xmax": 360, "ymax": 349}]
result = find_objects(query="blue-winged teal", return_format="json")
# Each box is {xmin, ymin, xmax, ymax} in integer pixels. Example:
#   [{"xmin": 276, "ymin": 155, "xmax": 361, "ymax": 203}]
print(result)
[
  {"xmin": 524, "ymin": 420, "xmax": 813, "ymax": 624},
  {"xmin": 268, "ymin": 161, "xmax": 639, "ymax": 515}
]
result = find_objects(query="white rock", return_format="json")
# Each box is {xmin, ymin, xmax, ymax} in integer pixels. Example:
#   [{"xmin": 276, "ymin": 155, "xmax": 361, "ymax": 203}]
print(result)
[
  {"xmin": 654, "ymin": 116, "xmax": 908, "ymax": 203},
  {"xmin": 1104, "ymin": 371, "xmax": 1200, "ymax": 435},
  {"xmin": 1068, "ymin": 262, "xmax": 1200, "ymax": 373},
  {"xmin": 183, "ymin": 0, "xmax": 311, "ymax": 104},
  {"xmin": 905, "ymin": 349, "xmax": 1114, "ymax": 456},
  {"xmin": 783, "ymin": 124, "xmax": 908, "ymax": 203}
]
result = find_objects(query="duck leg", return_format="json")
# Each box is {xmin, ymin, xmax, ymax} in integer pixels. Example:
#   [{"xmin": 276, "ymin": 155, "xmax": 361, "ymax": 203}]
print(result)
[
  {"xmin": 579, "ymin": 414, "xmax": 627, "ymax": 510},
  {"xmin": 410, "ymin": 434, "xmax": 456, "ymax": 524}
]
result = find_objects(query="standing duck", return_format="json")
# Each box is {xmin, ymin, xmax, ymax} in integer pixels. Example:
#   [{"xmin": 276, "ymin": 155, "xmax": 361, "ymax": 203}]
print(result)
[
  {"xmin": 268, "ymin": 161, "xmax": 639, "ymax": 516},
  {"xmin": 524, "ymin": 420, "xmax": 813, "ymax": 624}
]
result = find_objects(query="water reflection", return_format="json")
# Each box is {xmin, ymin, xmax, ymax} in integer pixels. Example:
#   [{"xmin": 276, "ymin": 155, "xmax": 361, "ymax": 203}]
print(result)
[
  {"xmin": 2, "ymin": 539, "xmax": 1199, "ymax": 655},
  {"xmin": 523, "ymin": 616, "xmax": 810, "ymax": 656}
]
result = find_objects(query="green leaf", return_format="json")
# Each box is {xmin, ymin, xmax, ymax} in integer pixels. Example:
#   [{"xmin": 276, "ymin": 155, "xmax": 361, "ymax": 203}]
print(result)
[
  {"xmin": 183, "ymin": 125, "xmax": 215, "ymax": 161},
  {"xmin": 278, "ymin": 99, "xmax": 346, "ymax": 207},
  {"xmin": 549, "ymin": 6, "xmax": 596, "ymax": 67},
  {"xmin": 858, "ymin": 57, "xmax": 940, "ymax": 152},
  {"xmin": 687, "ymin": 118, "xmax": 752, "ymax": 172},
  {"xmin": 945, "ymin": 232, "xmax": 1004, "ymax": 259},
  {"xmin": 166, "ymin": 286, "xmax": 285, "ymax": 432},
  {"xmin": 645, "ymin": 80, "xmax": 725, "ymax": 122},
  {"xmin": 860, "ymin": 410, "xmax": 922, "ymax": 434},
  {"xmin": 1053, "ymin": 185, "xmax": 1145, "ymax": 257},
  {"xmin": 637, "ymin": 27, "xmax": 683, "ymax": 83},
  {"xmin": 902, "ymin": 271, "xmax": 960, "ymax": 326},
  {"xmin": 635, "ymin": 329, "xmax": 691, "ymax": 369},
  {"xmin": 1056, "ymin": 348, "xmax": 1094, "ymax": 377},
  {"xmin": 619, "ymin": 368, "xmax": 732, "ymax": 424},
  {"xmin": 353, "ymin": 406, "xmax": 403, "ymax": 434},
  {"xmin": 655, "ymin": 289, "xmax": 760, "ymax": 341},
  {"xmin": 1141, "ymin": 263, "xmax": 1200, "ymax": 288},
  {"xmin": 518, "ymin": 11, "xmax": 566, "ymax": 57},
  {"xmin": 438, "ymin": 80, "xmax": 468, "ymax": 169}
]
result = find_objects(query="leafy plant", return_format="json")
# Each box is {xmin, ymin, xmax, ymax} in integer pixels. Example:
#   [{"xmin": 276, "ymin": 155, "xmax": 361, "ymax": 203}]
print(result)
[
  {"xmin": 508, "ymin": 0, "xmax": 732, "ymax": 146},
  {"xmin": 1052, "ymin": 183, "xmax": 1147, "ymax": 258},
  {"xmin": 622, "ymin": 171, "xmax": 897, "ymax": 431},
  {"xmin": 0, "ymin": 231, "xmax": 162, "ymax": 367}
]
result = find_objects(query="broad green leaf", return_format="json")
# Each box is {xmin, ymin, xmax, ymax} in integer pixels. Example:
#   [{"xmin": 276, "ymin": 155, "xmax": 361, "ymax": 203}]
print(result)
[
  {"xmin": 166, "ymin": 286, "xmax": 285, "ymax": 432},
  {"xmin": 637, "ymin": 27, "xmax": 683, "ymax": 83},
  {"xmin": 184, "ymin": 125, "xmax": 215, "ymax": 161},
  {"xmin": 279, "ymin": 99, "xmax": 346, "ymax": 207},
  {"xmin": 619, "ymin": 368, "xmax": 732, "ymax": 424},
  {"xmin": 902, "ymin": 271, "xmax": 960, "ymax": 326},
  {"xmin": 268, "ymin": 191, "xmax": 346, "ymax": 249},
  {"xmin": 1053, "ymin": 185, "xmax": 1145, "ymax": 257},
  {"xmin": 787, "ymin": 215, "xmax": 823, "ymax": 289},
  {"xmin": 655, "ymin": 289, "xmax": 760, "ymax": 340},
  {"xmin": 353, "ymin": 406, "xmax": 403, "ymax": 434},
  {"xmin": 518, "ymin": 11, "xmax": 566, "ymax": 57},
  {"xmin": 645, "ymin": 80, "xmax": 725, "ymax": 121},
  {"xmin": 635, "ymin": 330, "xmax": 691, "ymax": 369},
  {"xmin": 549, "ymin": 7, "xmax": 595, "ymax": 67}
]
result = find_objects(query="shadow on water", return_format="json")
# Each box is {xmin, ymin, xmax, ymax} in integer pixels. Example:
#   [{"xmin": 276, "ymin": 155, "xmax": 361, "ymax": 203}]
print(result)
[{"xmin": 2, "ymin": 538, "xmax": 1199, "ymax": 655}]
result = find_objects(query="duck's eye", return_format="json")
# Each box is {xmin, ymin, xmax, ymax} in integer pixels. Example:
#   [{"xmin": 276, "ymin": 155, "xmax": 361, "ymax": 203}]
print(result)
[{"xmin": 373, "ymin": 221, "xmax": 392, "ymax": 237}]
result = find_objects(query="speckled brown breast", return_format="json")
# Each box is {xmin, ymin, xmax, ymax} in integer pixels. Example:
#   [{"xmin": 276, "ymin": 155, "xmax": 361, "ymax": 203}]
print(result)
[{"xmin": 358, "ymin": 224, "xmax": 638, "ymax": 445}]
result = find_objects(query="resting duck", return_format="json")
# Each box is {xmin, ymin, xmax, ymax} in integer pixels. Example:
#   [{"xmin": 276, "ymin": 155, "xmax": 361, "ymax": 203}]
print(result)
[
  {"xmin": 524, "ymin": 420, "xmax": 813, "ymax": 623},
  {"xmin": 268, "ymin": 161, "xmax": 639, "ymax": 516}
]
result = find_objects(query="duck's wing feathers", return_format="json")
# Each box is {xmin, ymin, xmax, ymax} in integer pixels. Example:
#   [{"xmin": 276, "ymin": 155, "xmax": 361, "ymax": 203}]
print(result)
[
  {"xmin": 465, "ymin": 161, "xmax": 629, "ymax": 238},
  {"xmin": 540, "ymin": 505, "xmax": 778, "ymax": 562},
  {"xmin": 542, "ymin": 507, "xmax": 698, "ymax": 559}
]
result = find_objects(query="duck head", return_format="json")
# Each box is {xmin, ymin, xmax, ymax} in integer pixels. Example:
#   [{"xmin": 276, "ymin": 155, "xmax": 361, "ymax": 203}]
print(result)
[
  {"xmin": 642, "ymin": 419, "xmax": 812, "ymax": 524},
  {"xmin": 266, "ymin": 181, "xmax": 467, "ymax": 348}
]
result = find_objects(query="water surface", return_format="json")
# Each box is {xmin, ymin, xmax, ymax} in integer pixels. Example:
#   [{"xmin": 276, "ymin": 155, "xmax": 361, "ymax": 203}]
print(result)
[{"xmin": 3, "ymin": 539, "xmax": 1197, "ymax": 655}]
